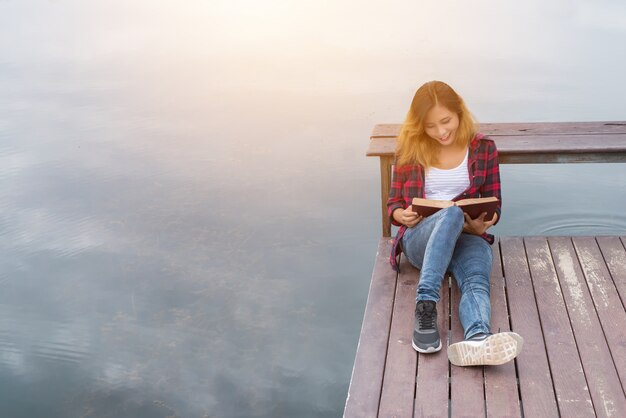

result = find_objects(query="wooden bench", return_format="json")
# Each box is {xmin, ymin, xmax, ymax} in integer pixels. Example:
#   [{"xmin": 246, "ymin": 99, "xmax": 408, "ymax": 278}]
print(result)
[
  {"xmin": 367, "ymin": 121, "xmax": 626, "ymax": 237},
  {"xmin": 345, "ymin": 122, "xmax": 626, "ymax": 417}
]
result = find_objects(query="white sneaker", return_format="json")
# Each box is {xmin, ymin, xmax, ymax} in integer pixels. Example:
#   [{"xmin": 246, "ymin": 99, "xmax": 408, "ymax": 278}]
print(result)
[{"xmin": 447, "ymin": 332, "xmax": 523, "ymax": 366}]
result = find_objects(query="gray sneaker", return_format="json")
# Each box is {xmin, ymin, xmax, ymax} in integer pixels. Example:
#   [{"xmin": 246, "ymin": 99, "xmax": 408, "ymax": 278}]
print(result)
[
  {"xmin": 412, "ymin": 300, "xmax": 442, "ymax": 353},
  {"xmin": 447, "ymin": 332, "xmax": 523, "ymax": 366}
]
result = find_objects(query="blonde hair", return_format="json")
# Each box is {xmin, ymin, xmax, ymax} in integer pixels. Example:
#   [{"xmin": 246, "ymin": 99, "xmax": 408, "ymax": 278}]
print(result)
[{"xmin": 396, "ymin": 81, "xmax": 478, "ymax": 169}]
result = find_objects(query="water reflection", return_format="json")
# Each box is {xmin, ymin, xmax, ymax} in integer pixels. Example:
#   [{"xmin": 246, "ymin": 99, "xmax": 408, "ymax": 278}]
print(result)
[{"xmin": 0, "ymin": 126, "xmax": 365, "ymax": 416}]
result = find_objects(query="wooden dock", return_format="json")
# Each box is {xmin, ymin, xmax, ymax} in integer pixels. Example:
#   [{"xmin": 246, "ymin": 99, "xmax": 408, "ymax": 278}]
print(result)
[
  {"xmin": 345, "ymin": 122, "xmax": 626, "ymax": 417},
  {"xmin": 345, "ymin": 236, "xmax": 626, "ymax": 417}
]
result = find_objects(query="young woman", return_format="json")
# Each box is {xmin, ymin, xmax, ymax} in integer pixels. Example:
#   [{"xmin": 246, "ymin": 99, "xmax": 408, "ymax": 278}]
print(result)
[{"xmin": 387, "ymin": 81, "xmax": 523, "ymax": 366}]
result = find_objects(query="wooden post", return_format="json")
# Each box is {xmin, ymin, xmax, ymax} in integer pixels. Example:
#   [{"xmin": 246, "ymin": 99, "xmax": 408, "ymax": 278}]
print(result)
[{"xmin": 380, "ymin": 156, "xmax": 392, "ymax": 237}]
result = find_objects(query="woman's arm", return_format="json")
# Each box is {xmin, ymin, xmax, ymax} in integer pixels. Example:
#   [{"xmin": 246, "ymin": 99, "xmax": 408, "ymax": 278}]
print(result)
[
  {"xmin": 463, "ymin": 212, "xmax": 498, "ymax": 235},
  {"xmin": 463, "ymin": 140, "xmax": 502, "ymax": 235},
  {"xmin": 481, "ymin": 140, "xmax": 502, "ymax": 225},
  {"xmin": 387, "ymin": 165, "xmax": 407, "ymax": 227},
  {"xmin": 393, "ymin": 206, "xmax": 423, "ymax": 228},
  {"xmin": 387, "ymin": 164, "xmax": 424, "ymax": 228}
]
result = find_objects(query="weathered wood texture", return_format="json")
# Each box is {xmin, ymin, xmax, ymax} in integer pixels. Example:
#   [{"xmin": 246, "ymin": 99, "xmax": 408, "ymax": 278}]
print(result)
[
  {"xmin": 484, "ymin": 239, "xmax": 520, "ymax": 418},
  {"xmin": 368, "ymin": 121, "xmax": 626, "ymax": 163},
  {"xmin": 344, "ymin": 238, "xmax": 397, "ymax": 417},
  {"xmin": 344, "ymin": 236, "xmax": 626, "ymax": 418},
  {"xmin": 369, "ymin": 121, "xmax": 626, "ymax": 237},
  {"xmin": 369, "ymin": 135, "xmax": 626, "ymax": 164},
  {"xmin": 378, "ymin": 255, "xmax": 418, "ymax": 417},
  {"xmin": 413, "ymin": 275, "xmax": 449, "ymax": 417},
  {"xmin": 379, "ymin": 156, "xmax": 393, "ymax": 237},
  {"xmin": 371, "ymin": 121, "xmax": 626, "ymax": 138}
]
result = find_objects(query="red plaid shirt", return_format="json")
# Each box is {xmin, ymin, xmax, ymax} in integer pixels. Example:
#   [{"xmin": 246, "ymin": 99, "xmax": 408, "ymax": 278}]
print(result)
[{"xmin": 387, "ymin": 133, "xmax": 502, "ymax": 272}]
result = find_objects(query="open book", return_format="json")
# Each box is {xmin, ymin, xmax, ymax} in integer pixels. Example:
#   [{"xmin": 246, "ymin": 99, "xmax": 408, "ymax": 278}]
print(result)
[{"xmin": 411, "ymin": 196, "xmax": 499, "ymax": 221}]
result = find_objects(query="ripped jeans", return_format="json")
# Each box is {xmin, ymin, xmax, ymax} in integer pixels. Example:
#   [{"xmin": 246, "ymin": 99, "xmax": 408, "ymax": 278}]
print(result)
[{"xmin": 402, "ymin": 206, "xmax": 493, "ymax": 339}]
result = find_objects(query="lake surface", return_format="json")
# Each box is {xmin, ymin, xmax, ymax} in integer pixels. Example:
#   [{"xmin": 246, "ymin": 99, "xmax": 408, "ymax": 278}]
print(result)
[{"xmin": 1, "ymin": 1, "xmax": 626, "ymax": 417}]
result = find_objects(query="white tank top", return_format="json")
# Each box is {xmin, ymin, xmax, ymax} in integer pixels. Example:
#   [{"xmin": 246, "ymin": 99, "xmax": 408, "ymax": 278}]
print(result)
[{"xmin": 424, "ymin": 150, "xmax": 470, "ymax": 200}]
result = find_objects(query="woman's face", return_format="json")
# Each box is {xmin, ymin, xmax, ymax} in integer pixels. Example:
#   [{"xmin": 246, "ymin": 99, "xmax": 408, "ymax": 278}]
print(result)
[{"xmin": 423, "ymin": 104, "xmax": 460, "ymax": 147}]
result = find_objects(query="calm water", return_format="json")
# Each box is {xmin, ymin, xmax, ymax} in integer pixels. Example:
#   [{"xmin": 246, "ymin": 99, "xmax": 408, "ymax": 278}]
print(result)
[{"xmin": 1, "ymin": 1, "xmax": 626, "ymax": 417}]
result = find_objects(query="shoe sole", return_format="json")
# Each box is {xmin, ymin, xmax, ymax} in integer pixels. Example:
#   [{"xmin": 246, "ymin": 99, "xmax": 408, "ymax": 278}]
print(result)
[
  {"xmin": 447, "ymin": 332, "xmax": 523, "ymax": 366},
  {"xmin": 412, "ymin": 339, "xmax": 442, "ymax": 353}
]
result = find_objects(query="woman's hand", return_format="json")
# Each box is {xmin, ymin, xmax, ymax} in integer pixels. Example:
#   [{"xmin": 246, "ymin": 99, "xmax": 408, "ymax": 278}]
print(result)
[
  {"xmin": 463, "ymin": 212, "xmax": 498, "ymax": 235},
  {"xmin": 394, "ymin": 206, "xmax": 423, "ymax": 228}
]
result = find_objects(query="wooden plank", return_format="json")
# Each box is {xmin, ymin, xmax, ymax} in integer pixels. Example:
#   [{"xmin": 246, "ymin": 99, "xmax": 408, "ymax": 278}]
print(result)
[
  {"xmin": 500, "ymin": 237, "xmax": 559, "ymax": 417},
  {"xmin": 344, "ymin": 238, "xmax": 397, "ymax": 418},
  {"xmin": 572, "ymin": 237, "xmax": 626, "ymax": 394},
  {"xmin": 485, "ymin": 239, "xmax": 522, "ymax": 418},
  {"xmin": 549, "ymin": 237, "xmax": 626, "ymax": 418},
  {"xmin": 378, "ymin": 257, "xmax": 418, "ymax": 417},
  {"xmin": 483, "ymin": 122, "xmax": 626, "ymax": 136},
  {"xmin": 496, "ymin": 152, "xmax": 626, "ymax": 164},
  {"xmin": 371, "ymin": 121, "xmax": 626, "ymax": 138},
  {"xmin": 366, "ymin": 134, "xmax": 626, "ymax": 160},
  {"xmin": 488, "ymin": 134, "xmax": 626, "ymax": 152},
  {"xmin": 596, "ymin": 236, "xmax": 626, "ymax": 306},
  {"xmin": 414, "ymin": 277, "xmax": 450, "ymax": 417},
  {"xmin": 450, "ymin": 280, "xmax": 485, "ymax": 417},
  {"xmin": 524, "ymin": 237, "xmax": 595, "ymax": 417},
  {"xmin": 492, "ymin": 237, "xmax": 504, "ymax": 277}
]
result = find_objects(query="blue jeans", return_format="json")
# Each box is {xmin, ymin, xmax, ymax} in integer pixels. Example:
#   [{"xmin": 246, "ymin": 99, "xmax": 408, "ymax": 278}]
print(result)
[{"xmin": 402, "ymin": 206, "xmax": 492, "ymax": 339}]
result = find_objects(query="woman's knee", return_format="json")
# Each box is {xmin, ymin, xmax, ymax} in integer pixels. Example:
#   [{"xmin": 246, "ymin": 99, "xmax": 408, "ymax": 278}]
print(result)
[{"xmin": 439, "ymin": 206, "xmax": 464, "ymax": 229}]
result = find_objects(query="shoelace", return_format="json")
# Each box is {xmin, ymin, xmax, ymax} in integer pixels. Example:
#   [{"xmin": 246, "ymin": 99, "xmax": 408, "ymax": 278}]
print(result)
[{"xmin": 418, "ymin": 308, "xmax": 436, "ymax": 329}]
